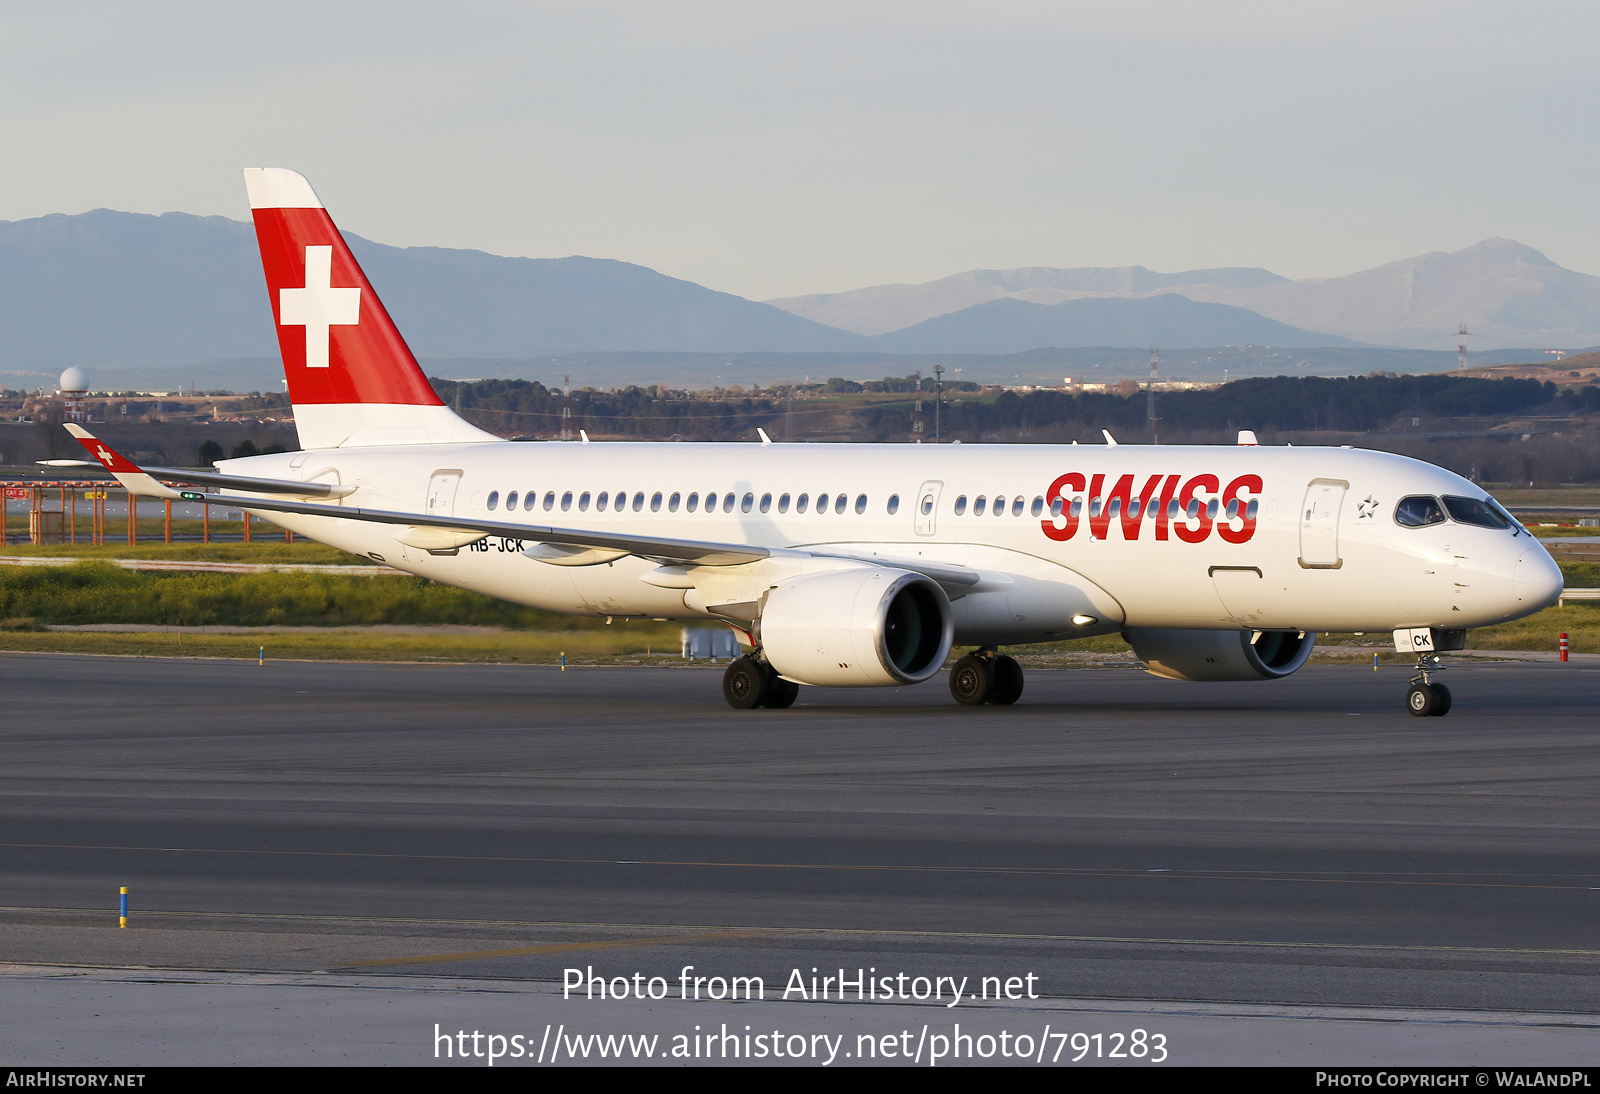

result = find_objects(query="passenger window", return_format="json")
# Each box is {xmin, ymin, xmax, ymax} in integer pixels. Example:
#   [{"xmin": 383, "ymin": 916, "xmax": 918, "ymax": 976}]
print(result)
[
  {"xmin": 486, "ymin": 490, "xmax": 499, "ymax": 511},
  {"xmin": 778, "ymin": 493, "xmax": 791, "ymax": 513},
  {"xmin": 579, "ymin": 491, "xmax": 591, "ymax": 512},
  {"xmin": 995, "ymin": 495, "xmax": 1006, "ymax": 517},
  {"xmin": 836, "ymin": 495, "xmax": 848, "ymax": 514},
  {"xmin": 543, "ymin": 491, "xmax": 556, "ymax": 511},
  {"xmin": 1050, "ymin": 497, "xmax": 1064, "ymax": 517},
  {"xmin": 1128, "ymin": 498, "xmax": 1141, "ymax": 518},
  {"xmin": 506, "ymin": 491, "xmax": 518, "ymax": 511},
  {"xmin": 760, "ymin": 493, "xmax": 772, "ymax": 514},
  {"xmin": 855, "ymin": 494, "xmax": 867, "ymax": 514},
  {"xmin": 650, "ymin": 492, "xmax": 663, "ymax": 512},
  {"xmin": 1089, "ymin": 498, "xmax": 1101, "ymax": 517},
  {"xmin": 797, "ymin": 493, "xmax": 810, "ymax": 514},
  {"xmin": 722, "ymin": 493, "xmax": 735, "ymax": 513},
  {"xmin": 954, "ymin": 496, "xmax": 968, "ymax": 516},
  {"xmin": 1225, "ymin": 498, "xmax": 1239, "ymax": 519},
  {"xmin": 1246, "ymin": 499, "xmax": 1259, "ymax": 520},
  {"xmin": 1206, "ymin": 499, "xmax": 1219, "ymax": 520},
  {"xmin": 668, "ymin": 492, "xmax": 681, "ymax": 512},
  {"xmin": 1011, "ymin": 497, "xmax": 1024, "ymax": 517},
  {"xmin": 1070, "ymin": 498, "xmax": 1082, "ymax": 517},
  {"xmin": 1442, "ymin": 495, "xmax": 1509, "ymax": 529},
  {"xmin": 974, "ymin": 496, "xmax": 987, "ymax": 515},
  {"xmin": 632, "ymin": 492, "xmax": 645, "ymax": 512},
  {"xmin": 1031, "ymin": 497, "xmax": 1044, "ymax": 517},
  {"xmin": 597, "ymin": 491, "xmax": 609, "ymax": 511},
  {"xmin": 919, "ymin": 494, "xmax": 933, "ymax": 517},
  {"xmin": 686, "ymin": 492, "xmax": 699, "ymax": 512},
  {"xmin": 1167, "ymin": 498, "xmax": 1179, "ymax": 518},
  {"xmin": 741, "ymin": 492, "xmax": 753, "ymax": 513},
  {"xmin": 1108, "ymin": 498, "xmax": 1121, "ymax": 519},
  {"xmin": 561, "ymin": 491, "xmax": 573, "ymax": 512},
  {"xmin": 1186, "ymin": 498, "xmax": 1199, "ymax": 519},
  {"xmin": 524, "ymin": 491, "xmax": 536, "ymax": 511},
  {"xmin": 887, "ymin": 494, "xmax": 899, "ymax": 515}
]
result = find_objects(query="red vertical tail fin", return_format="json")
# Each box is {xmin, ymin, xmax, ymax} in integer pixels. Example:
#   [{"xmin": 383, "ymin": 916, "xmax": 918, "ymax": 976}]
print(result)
[{"xmin": 244, "ymin": 168, "xmax": 493, "ymax": 450}]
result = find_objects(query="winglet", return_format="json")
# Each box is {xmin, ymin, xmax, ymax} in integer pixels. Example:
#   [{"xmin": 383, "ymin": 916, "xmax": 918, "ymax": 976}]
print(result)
[
  {"xmin": 65, "ymin": 424, "xmax": 183, "ymax": 499},
  {"xmin": 579, "ymin": 429, "xmax": 590, "ymax": 445},
  {"xmin": 757, "ymin": 428, "xmax": 773, "ymax": 446},
  {"xmin": 1101, "ymin": 429, "xmax": 1118, "ymax": 446}
]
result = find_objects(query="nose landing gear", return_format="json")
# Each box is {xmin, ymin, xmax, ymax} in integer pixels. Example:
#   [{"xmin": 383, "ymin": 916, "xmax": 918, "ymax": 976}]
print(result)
[
  {"xmin": 949, "ymin": 649, "xmax": 1025, "ymax": 706},
  {"xmin": 1405, "ymin": 654, "xmax": 1453, "ymax": 717}
]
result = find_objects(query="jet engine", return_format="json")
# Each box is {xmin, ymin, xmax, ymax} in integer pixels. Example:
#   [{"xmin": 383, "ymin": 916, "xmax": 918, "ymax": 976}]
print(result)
[
  {"xmin": 760, "ymin": 567, "xmax": 953, "ymax": 687},
  {"xmin": 1124, "ymin": 627, "xmax": 1315, "ymax": 682}
]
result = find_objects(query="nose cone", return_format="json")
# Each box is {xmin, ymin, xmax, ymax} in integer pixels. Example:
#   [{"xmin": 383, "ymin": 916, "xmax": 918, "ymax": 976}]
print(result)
[{"xmin": 1513, "ymin": 546, "xmax": 1564, "ymax": 613}]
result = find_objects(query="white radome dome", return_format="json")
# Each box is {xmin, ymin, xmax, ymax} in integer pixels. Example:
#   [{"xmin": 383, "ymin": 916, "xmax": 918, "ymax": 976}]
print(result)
[{"xmin": 59, "ymin": 367, "xmax": 90, "ymax": 392}]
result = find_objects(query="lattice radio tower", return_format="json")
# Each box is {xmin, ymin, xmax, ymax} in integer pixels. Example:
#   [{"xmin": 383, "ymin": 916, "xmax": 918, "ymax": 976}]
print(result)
[
  {"xmin": 1147, "ymin": 347, "xmax": 1160, "ymax": 443},
  {"xmin": 910, "ymin": 369, "xmax": 925, "ymax": 442},
  {"xmin": 560, "ymin": 375, "xmax": 573, "ymax": 441}
]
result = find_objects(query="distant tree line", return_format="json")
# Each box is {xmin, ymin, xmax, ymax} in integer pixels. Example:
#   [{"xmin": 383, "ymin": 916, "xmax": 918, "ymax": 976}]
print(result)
[
  {"xmin": 425, "ymin": 373, "xmax": 1600, "ymax": 483},
  {"xmin": 431, "ymin": 377, "xmax": 780, "ymax": 440}
]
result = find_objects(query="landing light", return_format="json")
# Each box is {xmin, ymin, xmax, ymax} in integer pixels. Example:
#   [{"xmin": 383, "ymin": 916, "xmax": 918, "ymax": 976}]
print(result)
[{"xmin": 1072, "ymin": 614, "xmax": 1098, "ymax": 626}]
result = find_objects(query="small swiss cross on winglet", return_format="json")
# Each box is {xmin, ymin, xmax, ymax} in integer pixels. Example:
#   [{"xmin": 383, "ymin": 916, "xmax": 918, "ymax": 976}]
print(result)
[
  {"xmin": 65, "ymin": 424, "xmax": 127, "ymax": 471},
  {"xmin": 63, "ymin": 424, "xmax": 183, "ymax": 500}
]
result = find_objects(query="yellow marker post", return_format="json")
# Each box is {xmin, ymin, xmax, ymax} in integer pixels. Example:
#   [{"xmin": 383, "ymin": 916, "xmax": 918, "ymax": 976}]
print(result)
[{"xmin": 119, "ymin": 886, "xmax": 127, "ymax": 928}]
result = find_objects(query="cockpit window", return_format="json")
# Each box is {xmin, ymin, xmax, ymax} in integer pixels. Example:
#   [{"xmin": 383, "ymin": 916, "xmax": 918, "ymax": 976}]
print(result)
[
  {"xmin": 1442, "ymin": 495, "xmax": 1510, "ymax": 530},
  {"xmin": 1484, "ymin": 496, "xmax": 1524, "ymax": 535},
  {"xmin": 1394, "ymin": 495, "xmax": 1446, "ymax": 527}
]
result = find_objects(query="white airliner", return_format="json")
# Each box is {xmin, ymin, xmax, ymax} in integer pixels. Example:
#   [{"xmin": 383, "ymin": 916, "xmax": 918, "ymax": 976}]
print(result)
[{"xmin": 70, "ymin": 168, "xmax": 1564, "ymax": 715}]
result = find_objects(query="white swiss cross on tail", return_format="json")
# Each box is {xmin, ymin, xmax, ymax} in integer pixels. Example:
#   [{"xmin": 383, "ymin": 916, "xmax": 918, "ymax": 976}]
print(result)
[{"xmin": 279, "ymin": 246, "xmax": 360, "ymax": 369}]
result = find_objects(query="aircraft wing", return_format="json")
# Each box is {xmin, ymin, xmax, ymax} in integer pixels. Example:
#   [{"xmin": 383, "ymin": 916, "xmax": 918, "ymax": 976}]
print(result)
[
  {"xmin": 67, "ymin": 426, "xmax": 983, "ymax": 581},
  {"xmin": 140, "ymin": 466, "xmax": 357, "ymax": 499}
]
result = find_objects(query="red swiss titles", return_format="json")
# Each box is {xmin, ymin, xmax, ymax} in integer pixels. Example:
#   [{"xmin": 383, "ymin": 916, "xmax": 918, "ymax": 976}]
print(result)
[{"xmin": 1043, "ymin": 473, "xmax": 1261, "ymax": 544}]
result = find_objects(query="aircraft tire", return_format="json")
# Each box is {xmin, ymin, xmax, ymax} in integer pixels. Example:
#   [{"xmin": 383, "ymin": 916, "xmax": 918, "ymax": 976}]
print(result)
[
  {"xmin": 1427, "ymin": 682, "xmax": 1452, "ymax": 717},
  {"xmin": 989, "ymin": 655, "xmax": 1024, "ymax": 705},
  {"xmin": 950, "ymin": 654, "xmax": 993, "ymax": 706},
  {"xmin": 1405, "ymin": 682, "xmax": 1436, "ymax": 717},
  {"xmin": 763, "ymin": 673, "xmax": 800, "ymax": 709},
  {"xmin": 723, "ymin": 657, "xmax": 769, "ymax": 709}
]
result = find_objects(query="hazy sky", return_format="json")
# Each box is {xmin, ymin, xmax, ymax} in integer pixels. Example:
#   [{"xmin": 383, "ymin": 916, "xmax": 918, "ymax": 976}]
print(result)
[{"xmin": 3, "ymin": 1, "xmax": 1598, "ymax": 299}]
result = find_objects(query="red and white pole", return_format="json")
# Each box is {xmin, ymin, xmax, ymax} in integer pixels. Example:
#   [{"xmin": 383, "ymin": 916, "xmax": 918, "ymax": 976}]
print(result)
[{"xmin": 1559, "ymin": 633, "xmax": 1569, "ymax": 663}]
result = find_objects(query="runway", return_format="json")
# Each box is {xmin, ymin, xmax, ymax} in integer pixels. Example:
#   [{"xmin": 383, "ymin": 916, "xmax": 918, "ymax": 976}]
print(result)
[{"xmin": 2, "ymin": 652, "xmax": 1598, "ymax": 1064}]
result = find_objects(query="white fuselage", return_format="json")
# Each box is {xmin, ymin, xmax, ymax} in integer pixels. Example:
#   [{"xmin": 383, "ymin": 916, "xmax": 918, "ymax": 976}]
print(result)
[{"xmin": 225, "ymin": 439, "xmax": 1563, "ymax": 643}]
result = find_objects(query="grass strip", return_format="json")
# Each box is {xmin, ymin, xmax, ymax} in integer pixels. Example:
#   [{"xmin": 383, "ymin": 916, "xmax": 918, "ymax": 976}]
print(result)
[
  {"xmin": 0, "ymin": 539, "xmax": 357, "ymax": 564},
  {"xmin": 0, "ymin": 625, "xmax": 690, "ymax": 664}
]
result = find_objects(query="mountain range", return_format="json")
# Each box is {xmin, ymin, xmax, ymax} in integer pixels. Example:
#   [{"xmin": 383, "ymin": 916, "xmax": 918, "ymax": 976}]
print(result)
[
  {"xmin": 1, "ymin": 210, "xmax": 1595, "ymax": 389},
  {"xmin": 0, "ymin": 209, "xmax": 858, "ymax": 371},
  {"xmin": 768, "ymin": 239, "xmax": 1600, "ymax": 350}
]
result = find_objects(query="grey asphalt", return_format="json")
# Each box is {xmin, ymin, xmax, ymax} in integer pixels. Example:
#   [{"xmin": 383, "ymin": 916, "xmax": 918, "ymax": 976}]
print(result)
[{"xmin": 2, "ymin": 652, "xmax": 1598, "ymax": 1063}]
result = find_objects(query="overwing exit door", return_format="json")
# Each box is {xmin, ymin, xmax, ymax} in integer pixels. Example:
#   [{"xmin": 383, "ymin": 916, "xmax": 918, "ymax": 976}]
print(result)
[
  {"xmin": 426, "ymin": 470, "xmax": 462, "ymax": 517},
  {"xmin": 915, "ymin": 480, "xmax": 943, "ymax": 536},
  {"xmin": 1298, "ymin": 478, "xmax": 1347, "ymax": 569}
]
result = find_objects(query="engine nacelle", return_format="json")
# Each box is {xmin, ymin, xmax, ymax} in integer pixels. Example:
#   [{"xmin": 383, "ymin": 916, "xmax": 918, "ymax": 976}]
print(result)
[
  {"xmin": 760, "ymin": 567, "xmax": 953, "ymax": 687},
  {"xmin": 1125, "ymin": 627, "xmax": 1314, "ymax": 682}
]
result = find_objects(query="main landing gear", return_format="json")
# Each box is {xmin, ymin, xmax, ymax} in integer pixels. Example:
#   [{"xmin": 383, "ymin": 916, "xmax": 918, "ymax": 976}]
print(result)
[
  {"xmin": 949, "ymin": 649, "xmax": 1024, "ymax": 706},
  {"xmin": 1405, "ymin": 654, "xmax": 1452, "ymax": 718},
  {"xmin": 723, "ymin": 656, "xmax": 800, "ymax": 710}
]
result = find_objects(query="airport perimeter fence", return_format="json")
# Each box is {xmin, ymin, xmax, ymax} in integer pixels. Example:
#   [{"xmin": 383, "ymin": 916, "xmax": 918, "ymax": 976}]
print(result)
[{"xmin": 2, "ymin": 481, "xmax": 299, "ymax": 546}]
